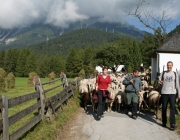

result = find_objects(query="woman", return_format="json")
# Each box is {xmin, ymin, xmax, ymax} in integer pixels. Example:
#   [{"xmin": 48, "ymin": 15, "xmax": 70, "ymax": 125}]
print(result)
[{"xmin": 96, "ymin": 66, "xmax": 111, "ymax": 120}]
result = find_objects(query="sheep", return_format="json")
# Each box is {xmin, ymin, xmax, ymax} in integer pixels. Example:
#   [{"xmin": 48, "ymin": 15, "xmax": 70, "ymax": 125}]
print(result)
[
  {"xmin": 79, "ymin": 79, "xmax": 90, "ymax": 111},
  {"xmin": 141, "ymin": 80, "xmax": 149, "ymax": 90},
  {"xmin": 147, "ymin": 90, "xmax": 161, "ymax": 119},
  {"xmin": 115, "ymin": 91, "xmax": 126, "ymax": 112},
  {"xmin": 106, "ymin": 88, "xmax": 117, "ymax": 112}
]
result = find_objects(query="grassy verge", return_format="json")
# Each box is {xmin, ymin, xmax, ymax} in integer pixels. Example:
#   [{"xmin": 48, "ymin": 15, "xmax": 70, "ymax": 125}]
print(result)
[{"xmin": 21, "ymin": 91, "xmax": 80, "ymax": 140}]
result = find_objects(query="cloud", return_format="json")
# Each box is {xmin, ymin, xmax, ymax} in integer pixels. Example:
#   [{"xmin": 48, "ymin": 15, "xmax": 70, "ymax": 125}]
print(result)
[
  {"xmin": 45, "ymin": 0, "xmax": 88, "ymax": 28},
  {"xmin": 0, "ymin": 0, "xmax": 179, "ymax": 29}
]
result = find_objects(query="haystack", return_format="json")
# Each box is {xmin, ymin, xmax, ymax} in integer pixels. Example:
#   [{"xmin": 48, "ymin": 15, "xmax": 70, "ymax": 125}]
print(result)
[
  {"xmin": 78, "ymin": 69, "xmax": 85, "ymax": 78},
  {"xmin": 48, "ymin": 72, "xmax": 56, "ymax": 84},
  {"xmin": 7, "ymin": 72, "xmax": 15, "ymax": 89},
  {"xmin": 0, "ymin": 68, "xmax": 6, "ymax": 92},
  {"xmin": 28, "ymin": 72, "xmax": 38, "ymax": 87}
]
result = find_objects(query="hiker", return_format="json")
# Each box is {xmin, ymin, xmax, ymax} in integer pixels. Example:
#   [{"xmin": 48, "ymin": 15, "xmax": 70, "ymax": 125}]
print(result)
[
  {"xmin": 123, "ymin": 68, "xmax": 143, "ymax": 120},
  {"xmin": 159, "ymin": 61, "xmax": 180, "ymax": 130},
  {"xmin": 60, "ymin": 72, "xmax": 68, "ymax": 88},
  {"xmin": 95, "ymin": 66, "xmax": 112, "ymax": 121}
]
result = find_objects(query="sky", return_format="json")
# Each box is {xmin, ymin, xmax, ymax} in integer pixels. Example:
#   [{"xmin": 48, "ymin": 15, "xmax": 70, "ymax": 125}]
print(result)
[{"xmin": 0, "ymin": 0, "xmax": 180, "ymax": 33}]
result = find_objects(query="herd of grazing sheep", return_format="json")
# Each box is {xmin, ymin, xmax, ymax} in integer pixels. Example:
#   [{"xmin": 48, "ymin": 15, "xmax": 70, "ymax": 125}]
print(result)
[{"xmin": 78, "ymin": 71, "xmax": 162, "ymax": 119}]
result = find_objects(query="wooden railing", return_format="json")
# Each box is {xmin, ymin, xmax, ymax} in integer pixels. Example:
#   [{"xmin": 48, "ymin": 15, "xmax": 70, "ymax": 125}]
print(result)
[{"xmin": 0, "ymin": 78, "xmax": 81, "ymax": 140}]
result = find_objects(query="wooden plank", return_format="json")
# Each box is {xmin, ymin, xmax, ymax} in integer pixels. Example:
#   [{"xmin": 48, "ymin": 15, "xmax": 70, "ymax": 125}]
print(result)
[
  {"xmin": 42, "ymin": 78, "xmax": 61, "ymax": 85},
  {"xmin": 0, "ymin": 119, "xmax": 3, "ymax": 131},
  {"xmin": 10, "ymin": 115, "xmax": 41, "ymax": 140},
  {"xmin": 8, "ymin": 91, "xmax": 39, "ymax": 108},
  {"xmin": 44, "ymin": 84, "xmax": 63, "ymax": 93},
  {"xmin": 53, "ymin": 101, "xmax": 61, "ymax": 111},
  {"xmin": 9, "ymin": 101, "xmax": 41, "ymax": 126},
  {"xmin": 3, "ymin": 96, "xmax": 9, "ymax": 140}
]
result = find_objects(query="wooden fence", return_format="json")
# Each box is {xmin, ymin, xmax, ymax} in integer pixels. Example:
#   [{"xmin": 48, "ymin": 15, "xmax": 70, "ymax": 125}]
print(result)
[{"xmin": 0, "ymin": 78, "xmax": 80, "ymax": 140}]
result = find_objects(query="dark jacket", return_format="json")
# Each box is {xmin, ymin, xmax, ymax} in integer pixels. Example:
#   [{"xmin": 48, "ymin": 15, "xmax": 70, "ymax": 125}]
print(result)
[{"xmin": 123, "ymin": 74, "xmax": 142, "ymax": 93}]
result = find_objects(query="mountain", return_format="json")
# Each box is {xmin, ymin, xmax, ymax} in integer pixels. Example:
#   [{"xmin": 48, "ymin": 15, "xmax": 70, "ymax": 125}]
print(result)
[
  {"xmin": 0, "ymin": 21, "xmax": 150, "ymax": 50},
  {"xmin": 28, "ymin": 28, "xmax": 121, "ymax": 58},
  {"xmin": 168, "ymin": 24, "xmax": 180, "ymax": 37}
]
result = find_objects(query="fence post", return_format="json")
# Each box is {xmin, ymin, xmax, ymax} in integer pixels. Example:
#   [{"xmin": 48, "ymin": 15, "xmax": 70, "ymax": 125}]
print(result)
[
  {"xmin": 0, "ymin": 95, "xmax": 3, "ymax": 139},
  {"xmin": 39, "ymin": 78, "xmax": 46, "ymax": 120},
  {"xmin": 3, "ymin": 96, "xmax": 9, "ymax": 140}
]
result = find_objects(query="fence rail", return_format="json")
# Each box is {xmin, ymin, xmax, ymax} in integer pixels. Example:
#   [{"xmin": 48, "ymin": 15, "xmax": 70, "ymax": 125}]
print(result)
[{"xmin": 0, "ymin": 77, "xmax": 81, "ymax": 140}]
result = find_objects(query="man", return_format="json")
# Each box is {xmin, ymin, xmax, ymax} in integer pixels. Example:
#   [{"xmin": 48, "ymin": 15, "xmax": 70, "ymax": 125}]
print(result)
[
  {"xmin": 159, "ymin": 61, "xmax": 180, "ymax": 130},
  {"xmin": 60, "ymin": 72, "xmax": 68, "ymax": 88},
  {"xmin": 123, "ymin": 68, "xmax": 142, "ymax": 119}
]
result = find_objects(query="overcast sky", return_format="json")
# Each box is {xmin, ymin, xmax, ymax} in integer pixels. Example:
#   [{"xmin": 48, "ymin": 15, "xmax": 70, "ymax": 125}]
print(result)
[{"xmin": 0, "ymin": 0, "xmax": 180, "ymax": 33}]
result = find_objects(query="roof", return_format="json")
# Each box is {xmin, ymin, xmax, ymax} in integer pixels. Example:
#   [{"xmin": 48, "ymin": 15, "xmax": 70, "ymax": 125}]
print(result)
[{"xmin": 156, "ymin": 33, "xmax": 180, "ymax": 53}]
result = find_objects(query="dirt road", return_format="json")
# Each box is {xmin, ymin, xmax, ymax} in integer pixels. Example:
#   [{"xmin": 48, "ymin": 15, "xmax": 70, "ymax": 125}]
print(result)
[{"xmin": 57, "ymin": 107, "xmax": 180, "ymax": 140}]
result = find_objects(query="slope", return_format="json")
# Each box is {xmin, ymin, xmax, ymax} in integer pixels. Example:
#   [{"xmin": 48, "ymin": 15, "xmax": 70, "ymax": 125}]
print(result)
[{"xmin": 29, "ymin": 28, "xmax": 121, "ymax": 58}]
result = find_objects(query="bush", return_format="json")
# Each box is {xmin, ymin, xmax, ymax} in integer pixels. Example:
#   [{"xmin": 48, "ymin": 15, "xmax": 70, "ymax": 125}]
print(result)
[
  {"xmin": 0, "ymin": 68, "xmax": 6, "ymax": 92},
  {"xmin": 28, "ymin": 72, "xmax": 38, "ymax": 87},
  {"xmin": 7, "ymin": 72, "xmax": 15, "ymax": 89}
]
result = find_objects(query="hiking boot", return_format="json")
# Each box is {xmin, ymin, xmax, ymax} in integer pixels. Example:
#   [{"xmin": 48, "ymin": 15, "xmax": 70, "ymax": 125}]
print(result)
[
  {"xmin": 97, "ymin": 116, "xmax": 101, "ymax": 121},
  {"xmin": 170, "ymin": 124, "xmax": 176, "ymax": 130},
  {"xmin": 132, "ymin": 115, "xmax": 137, "ymax": 120},
  {"xmin": 162, "ymin": 123, "xmax": 166, "ymax": 128},
  {"xmin": 125, "ymin": 110, "xmax": 129, "ymax": 115}
]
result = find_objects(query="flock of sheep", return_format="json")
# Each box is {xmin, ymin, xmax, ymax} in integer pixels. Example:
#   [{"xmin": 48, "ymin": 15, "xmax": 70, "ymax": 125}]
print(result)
[{"xmin": 78, "ymin": 71, "xmax": 161, "ymax": 119}]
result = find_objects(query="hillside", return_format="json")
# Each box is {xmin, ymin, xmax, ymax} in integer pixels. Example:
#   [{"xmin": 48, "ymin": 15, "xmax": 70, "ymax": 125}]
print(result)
[
  {"xmin": 168, "ymin": 24, "xmax": 180, "ymax": 36},
  {"xmin": 0, "ymin": 21, "xmax": 150, "ymax": 50},
  {"xmin": 0, "ymin": 26, "xmax": 57, "ymax": 50},
  {"xmin": 29, "ymin": 28, "xmax": 121, "ymax": 58}
]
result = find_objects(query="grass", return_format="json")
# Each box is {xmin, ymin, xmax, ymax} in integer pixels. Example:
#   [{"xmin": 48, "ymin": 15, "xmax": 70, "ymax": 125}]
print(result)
[
  {"xmin": 1, "ymin": 77, "xmax": 78, "ymax": 139},
  {"xmin": 21, "ymin": 91, "xmax": 80, "ymax": 140}
]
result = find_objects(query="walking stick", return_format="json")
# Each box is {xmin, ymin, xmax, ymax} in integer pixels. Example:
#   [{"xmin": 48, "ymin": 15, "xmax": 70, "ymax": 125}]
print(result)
[{"xmin": 124, "ymin": 68, "xmax": 149, "ymax": 109}]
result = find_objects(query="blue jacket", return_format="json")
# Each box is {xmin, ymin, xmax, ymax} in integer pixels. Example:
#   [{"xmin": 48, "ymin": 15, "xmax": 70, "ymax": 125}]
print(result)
[{"xmin": 123, "ymin": 74, "xmax": 142, "ymax": 93}]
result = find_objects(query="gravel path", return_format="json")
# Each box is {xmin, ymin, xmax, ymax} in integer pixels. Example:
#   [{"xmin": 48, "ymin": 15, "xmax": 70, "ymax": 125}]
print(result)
[{"xmin": 58, "ymin": 107, "xmax": 180, "ymax": 140}]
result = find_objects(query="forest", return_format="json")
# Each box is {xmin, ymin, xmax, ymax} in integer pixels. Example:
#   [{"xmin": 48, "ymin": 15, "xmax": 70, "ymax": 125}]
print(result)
[{"xmin": 0, "ymin": 24, "xmax": 179, "ymax": 78}]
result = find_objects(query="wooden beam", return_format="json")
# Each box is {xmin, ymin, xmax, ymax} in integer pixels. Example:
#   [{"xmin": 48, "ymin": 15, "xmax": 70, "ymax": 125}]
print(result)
[
  {"xmin": 9, "ymin": 101, "xmax": 41, "ymax": 126},
  {"xmin": 44, "ymin": 84, "xmax": 63, "ymax": 93},
  {"xmin": 8, "ymin": 92, "xmax": 39, "ymax": 108},
  {"xmin": 10, "ymin": 115, "xmax": 41, "ymax": 140},
  {"xmin": 42, "ymin": 78, "xmax": 61, "ymax": 85}
]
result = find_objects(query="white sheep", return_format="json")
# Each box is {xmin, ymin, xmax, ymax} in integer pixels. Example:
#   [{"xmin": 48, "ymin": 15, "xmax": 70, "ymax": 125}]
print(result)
[
  {"xmin": 115, "ymin": 91, "xmax": 126, "ymax": 112},
  {"xmin": 148, "ymin": 90, "xmax": 161, "ymax": 119}
]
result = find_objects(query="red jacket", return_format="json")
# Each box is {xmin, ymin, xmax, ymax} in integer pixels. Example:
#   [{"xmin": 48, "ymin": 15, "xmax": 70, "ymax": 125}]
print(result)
[{"xmin": 96, "ymin": 75, "xmax": 111, "ymax": 90}]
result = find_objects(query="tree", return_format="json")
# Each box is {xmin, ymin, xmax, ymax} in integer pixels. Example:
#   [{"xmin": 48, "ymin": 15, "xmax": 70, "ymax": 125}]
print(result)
[
  {"xmin": 25, "ymin": 51, "xmax": 37, "ymax": 76},
  {"xmin": 37, "ymin": 55, "xmax": 50, "ymax": 78},
  {"xmin": 94, "ymin": 44, "xmax": 126, "ymax": 72},
  {"xmin": 0, "ymin": 50, "xmax": 5, "ymax": 68},
  {"xmin": 3, "ymin": 49, "xmax": 19, "ymax": 74},
  {"xmin": 126, "ymin": 0, "xmax": 171, "ymax": 43},
  {"xmin": 16, "ymin": 48, "xmax": 31, "ymax": 77},
  {"xmin": 66, "ymin": 48, "xmax": 84, "ymax": 77}
]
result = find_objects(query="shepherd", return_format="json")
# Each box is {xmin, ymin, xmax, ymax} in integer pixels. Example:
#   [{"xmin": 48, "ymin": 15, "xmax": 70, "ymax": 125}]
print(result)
[
  {"xmin": 123, "ymin": 68, "xmax": 143, "ymax": 120},
  {"xmin": 60, "ymin": 72, "xmax": 68, "ymax": 88}
]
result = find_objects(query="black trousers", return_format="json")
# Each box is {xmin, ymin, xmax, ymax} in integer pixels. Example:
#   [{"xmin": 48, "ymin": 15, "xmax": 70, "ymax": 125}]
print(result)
[
  {"xmin": 97, "ymin": 90, "xmax": 106, "ymax": 117},
  {"xmin": 161, "ymin": 94, "xmax": 176, "ymax": 125}
]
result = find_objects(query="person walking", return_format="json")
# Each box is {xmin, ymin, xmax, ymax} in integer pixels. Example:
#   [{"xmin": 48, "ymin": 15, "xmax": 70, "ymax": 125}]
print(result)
[
  {"xmin": 123, "ymin": 68, "xmax": 142, "ymax": 119},
  {"xmin": 60, "ymin": 72, "xmax": 68, "ymax": 88},
  {"xmin": 95, "ymin": 66, "xmax": 112, "ymax": 121},
  {"xmin": 159, "ymin": 61, "xmax": 180, "ymax": 130}
]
